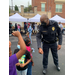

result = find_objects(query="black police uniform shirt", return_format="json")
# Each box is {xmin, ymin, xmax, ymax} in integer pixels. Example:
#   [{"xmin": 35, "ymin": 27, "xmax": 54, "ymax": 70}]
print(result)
[
  {"xmin": 14, "ymin": 49, "xmax": 31, "ymax": 71},
  {"xmin": 36, "ymin": 20, "xmax": 62, "ymax": 48}
]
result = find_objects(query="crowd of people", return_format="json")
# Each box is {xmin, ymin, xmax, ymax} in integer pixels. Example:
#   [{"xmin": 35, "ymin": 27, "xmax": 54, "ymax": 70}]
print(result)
[
  {"xmin": 13, "ymin": 22, "xmax": 64, "ymax": 35},
  {"xmin": 9, "ymin": 21, "xmax": 64, "ymax": 36},
  {"xmin": 9, "ymin": 22, "xmax": 41, "ymax": 36},
  {"xmin": 24, "ymin": 22, "xmax": 40, "ymax": 34},
  {"xmin": 9, "ymin": 22, "xmax": 41, "ymax": 45},
  {"xmin": 9, "ymin": 14, "xmax": 65, "ymax": 75}
]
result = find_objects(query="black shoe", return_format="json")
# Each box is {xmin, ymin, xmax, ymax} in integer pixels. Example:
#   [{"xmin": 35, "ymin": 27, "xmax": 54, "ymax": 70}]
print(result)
[
  {"xmin": 43, "ymin": 68, "xmax": 47, "ymax": 75},
  {"xmin": 56, "ymin": 65, "xmax": 60, "ymax": 71}
]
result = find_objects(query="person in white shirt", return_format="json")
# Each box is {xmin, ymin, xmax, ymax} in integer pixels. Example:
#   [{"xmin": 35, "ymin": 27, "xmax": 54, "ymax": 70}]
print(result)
[
  {"xmin": 58, "ymin": 22, "xmax": 63, "ymax": 31},
  {"xmin": 34, "ymin": 23, "xmax": 38, "ymax": 34}
]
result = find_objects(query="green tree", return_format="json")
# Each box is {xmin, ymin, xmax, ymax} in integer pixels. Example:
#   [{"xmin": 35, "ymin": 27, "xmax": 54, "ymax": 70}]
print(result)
[
  {"xmin": 15, "ymin": 5, "xmax": 19, "ymax": 11},
  {"xmin": 28, "ymin": 5, "xmax": 32, "ymax": 12},
  {"xmin": 9, "ymin": 9, "xmax": 10, "ymax": 14},
  {"xmin": 24, "ymin": 5, "xmax": 32, "ymax": 12},
  {"xmin": 24, "ymin": 7, "xmax": 28, "ymax": 12}
]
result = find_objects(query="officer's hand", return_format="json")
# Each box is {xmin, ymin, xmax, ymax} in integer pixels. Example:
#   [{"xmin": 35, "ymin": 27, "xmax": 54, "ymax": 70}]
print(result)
[
  {"xmin": 57, "ymin": 45, "xmax": 61, "ymax": 50},
  {"xmin": 38, "ymin": 48, "xmax": 43, "ymax": 54}
]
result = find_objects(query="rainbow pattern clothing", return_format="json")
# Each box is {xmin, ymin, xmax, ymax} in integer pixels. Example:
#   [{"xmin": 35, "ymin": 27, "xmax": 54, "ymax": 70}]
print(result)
[{"xmin": 18, "ymin": 55, "xmax": 26, "ymax": 64}]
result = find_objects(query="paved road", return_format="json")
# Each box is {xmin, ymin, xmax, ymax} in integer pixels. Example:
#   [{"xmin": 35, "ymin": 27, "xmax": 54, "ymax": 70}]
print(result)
[{"xmin": 9, "ymin": 35, "xmax": 65, "ymax": 75}]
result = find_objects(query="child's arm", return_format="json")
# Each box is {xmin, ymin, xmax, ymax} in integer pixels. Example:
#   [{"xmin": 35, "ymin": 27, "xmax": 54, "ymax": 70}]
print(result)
[
  {"xmin": 16, "ymin": 63, "xmax": 20, "ymax": 66},
  {"xmin": 30, "ymin": 49, "xmax": 34, "ymax": 66},
  {"xmin": 31, "ymin": 58, "xmax": 34, "ymax": 66},
  {"xmin": 20, "ymin": 59, "xmax": 31, "ymax": 68},
  {"xmin": 12, "ymin": 31, "xmax": 26, "ymax": 59},
  {"xmin": 30, "ymin": 49, "xmax": 33, "ymax": 53}
]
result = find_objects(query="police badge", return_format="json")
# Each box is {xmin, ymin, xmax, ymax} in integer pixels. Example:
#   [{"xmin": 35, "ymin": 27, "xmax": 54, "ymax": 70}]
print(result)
[{"xmin": 52, "ymin": 27, "xmax": 55, "ymax": 31}]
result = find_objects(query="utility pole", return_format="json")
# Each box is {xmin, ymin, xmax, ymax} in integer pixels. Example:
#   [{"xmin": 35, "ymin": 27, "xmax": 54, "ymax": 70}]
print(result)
[{"xmin": 11, "ymin": 0, "xmax": 13, "ymax": 10}]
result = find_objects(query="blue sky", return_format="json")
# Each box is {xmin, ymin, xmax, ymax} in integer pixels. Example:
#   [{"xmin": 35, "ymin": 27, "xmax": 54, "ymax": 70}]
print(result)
[{"xmin": 9, "ymin": 0, "xmax": 32, "ymax": 7}]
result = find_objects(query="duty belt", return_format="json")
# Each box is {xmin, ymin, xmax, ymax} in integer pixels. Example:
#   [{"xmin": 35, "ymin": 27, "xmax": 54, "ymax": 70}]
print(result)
[{"xmin": 42, "ymin": 39, "xmax": 57, "ymax": 44}]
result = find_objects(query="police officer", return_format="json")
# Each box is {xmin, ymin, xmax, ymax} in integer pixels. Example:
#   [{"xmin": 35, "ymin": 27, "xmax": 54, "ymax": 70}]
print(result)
[{"xmin": 36, "ymin": 14, "xmax": 62, "ymax": 74}]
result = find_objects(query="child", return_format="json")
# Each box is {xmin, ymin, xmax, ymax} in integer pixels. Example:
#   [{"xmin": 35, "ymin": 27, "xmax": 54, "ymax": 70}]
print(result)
[
  {"xmin": 9, "ymin": 31, "xmax": 26, "ymax": 75},
  {"xmin": 24, "ymin": 37, "xmax": 34, "ymax": 75},
  {"xmin": 14, "ymin": 41, "xmax": 31, "ymax": 75}
]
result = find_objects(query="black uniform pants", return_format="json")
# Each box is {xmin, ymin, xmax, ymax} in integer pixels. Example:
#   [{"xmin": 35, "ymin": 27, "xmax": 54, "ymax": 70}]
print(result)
[{"xmin": 43, "ymin": 42, "xmax": 58, "ymax": 69}]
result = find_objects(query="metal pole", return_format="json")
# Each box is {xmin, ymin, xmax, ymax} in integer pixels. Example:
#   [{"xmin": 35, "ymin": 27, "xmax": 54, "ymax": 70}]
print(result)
[{"xmin": 11, "ymin": 0, "xmax": 13, "ymax": 10}]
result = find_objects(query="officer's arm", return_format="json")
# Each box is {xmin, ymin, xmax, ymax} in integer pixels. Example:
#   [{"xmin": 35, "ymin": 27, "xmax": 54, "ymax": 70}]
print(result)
[
  {"xmin": 56, "ymin": 22, "xmax": 62, "ymax": 45},
  {"xmin": 36, "ymin": 27, "xmax": 42, "ymax": 49}
]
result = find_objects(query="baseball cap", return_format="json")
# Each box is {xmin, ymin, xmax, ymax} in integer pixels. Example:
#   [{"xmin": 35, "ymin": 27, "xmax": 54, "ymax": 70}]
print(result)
[{"xmin": 28, "ymin": 23, "xmax": 30, "ymax": 26}]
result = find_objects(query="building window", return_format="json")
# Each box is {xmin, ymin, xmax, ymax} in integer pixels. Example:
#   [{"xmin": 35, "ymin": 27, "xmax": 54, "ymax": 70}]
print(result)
[
  {"xmin": 56, "ymin": 4, "xmax": 62, "ymax": 12},
  {"xmin": 41, "ymin": 3, "xmax": 45, "ymax": 11}
]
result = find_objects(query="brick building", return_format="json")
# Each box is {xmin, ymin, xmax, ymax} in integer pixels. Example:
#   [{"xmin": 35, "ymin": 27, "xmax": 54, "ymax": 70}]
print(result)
[
  {"xmin": 32, "ymin": 0, "xmax": 65, "ymax": 18},
  {"xmin": 9, "ymin": 0, "xmax": 65, "ymax": 27}
]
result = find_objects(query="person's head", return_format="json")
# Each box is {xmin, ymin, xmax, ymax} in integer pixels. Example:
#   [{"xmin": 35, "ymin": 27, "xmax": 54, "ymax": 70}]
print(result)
[
  {"xmin": 25, "ymin": 22, "xmax": 26, "ymax": 24},
  {"xmin": 19, "ymin": 24, "xmax": 20, "ymax": 26},
  {"xmin": 9, "ymin": 41, "xmax": 12, "ymax": 57},
  {"xmin": 59, "ymin": 22, "xmax": 61, "ymax": 24},
  {"xmin": 39, "ymin": 24, "xmax": 40, "ymax": 25},
  {"xmin": 28, "ymin": 23, "xmax": 30, "ymax": 26},
  {"xmin": 40, "ymin": 14, "xmax": 49, "ymax": 26},
  {"xmin": 24, "ymin": 37, "xmax": 31, "ymax": 46}
]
